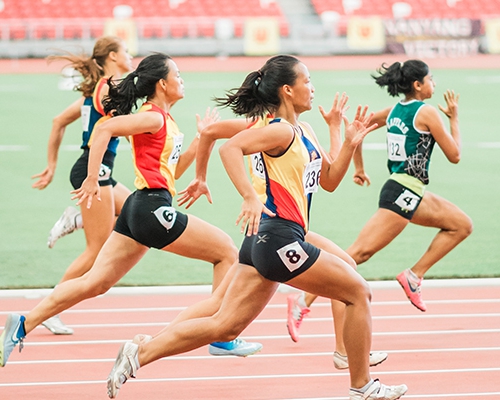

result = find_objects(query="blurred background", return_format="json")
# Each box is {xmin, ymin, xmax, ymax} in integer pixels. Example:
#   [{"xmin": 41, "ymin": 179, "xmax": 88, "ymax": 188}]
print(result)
[
  {"xmin": 1, "ymin": 0, "xmax": 499, "ymax": 288},
  {"xmin": 1, "ymin": 0, "xmax": 499, "ymax": 58}
]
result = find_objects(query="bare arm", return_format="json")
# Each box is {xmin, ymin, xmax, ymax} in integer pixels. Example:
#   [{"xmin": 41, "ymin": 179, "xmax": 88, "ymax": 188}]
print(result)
[
  {"xmin": 71, "ymin": 112, "xmax": 164, "ymax": 209},
  {"xmin": 219, "ymin": 124, "xmax": 289, "ymax": 235},
  {"xmin": 352, "ymin": 106, "xmax": 390, "ymax": 186},
  {"xmin": 418, "ymin": 89, "xmax": 461, "ymax": 163},
  {"xmin": 177, "ymin": 118, "xmax": 249, "ymax": 208},
  {"xmin": 31, "ymin": 97, "xmax": 84, "ymax": 189},
  {"xmin": 316, "ymin": 106, "xmax": 378, "ymax": 192},
  {"xmin": 318, "ymin": 92, "xmax": 348, "ymax": 161},
  {"xmin": 175, "ymin": 108, "xmax": 220, "ymax": 179}
]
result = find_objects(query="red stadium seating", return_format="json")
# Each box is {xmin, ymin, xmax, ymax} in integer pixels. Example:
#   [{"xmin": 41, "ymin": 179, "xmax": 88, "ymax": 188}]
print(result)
[
  {"xmin": 0, "ymin": 0, "xmax": 288, "ymax": 39},
  {"xmin": 310, "ymin": 0, "xmax": 500, "ymax": 19}
]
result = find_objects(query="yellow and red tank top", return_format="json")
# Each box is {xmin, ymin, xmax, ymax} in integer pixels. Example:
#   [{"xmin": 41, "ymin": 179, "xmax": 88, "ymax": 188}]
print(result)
[
  {"xmin": 130, "ymin": 102, "xmax": 184, "ymax": 196},
  {"xmin": 81, "ymin": 77, "xmax": 118, "ymax": 154},
  {"xmin": 261, "ymin": 118, "xmax": 322, "ymax": 232}
]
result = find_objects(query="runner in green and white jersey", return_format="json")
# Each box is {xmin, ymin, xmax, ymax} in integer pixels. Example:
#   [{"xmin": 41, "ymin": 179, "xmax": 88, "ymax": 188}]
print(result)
[{"xmin": 347, "ymin": 59, "xmax": 473, "ymax": 312}]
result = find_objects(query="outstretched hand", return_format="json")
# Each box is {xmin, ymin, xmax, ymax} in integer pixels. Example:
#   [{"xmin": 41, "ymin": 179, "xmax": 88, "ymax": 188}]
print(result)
[
  {"xmin": 438, "ymin": 89, "xmax": 459, "ymax": 119},
  {"xmin": 31, "ymin": 166, "xmax": 54, "ymax": 190},
  {"xmin": 177, "ymin": 178, "xmax": 212, "ymax": 209},
  {"xmin": 343, "ymin": 105, "xmax": 378, "ymax": 148},
  {"xmin": 196, "ymin": 107, "xmax": 220, "ymax": 133},
  {"xmin": 70, "ymin": 177, "xmax": 100, "ymax": 209},
  {"xmin": 236, "ymin": 196, "xmax": 275, "ymax": 236},
  {"xmin": 318, "ymin": 92, "xmax": 349, "ymax": 127}
]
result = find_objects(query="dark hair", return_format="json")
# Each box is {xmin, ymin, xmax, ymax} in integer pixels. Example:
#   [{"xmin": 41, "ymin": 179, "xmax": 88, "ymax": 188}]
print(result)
[
  {"xmin": 214, "ymin": 55, "xmax": 300, "ymax": 119},
  {"xmin": 103, "ymin": 53, "xmax": 171, "ymax": 116},
  {"xmin": 372, "ymin": 59, "xmax": 429, "ymax": 97},
  {"xmin": 47, "ymin": 36, "xmax": 123, "ymax": 97}
]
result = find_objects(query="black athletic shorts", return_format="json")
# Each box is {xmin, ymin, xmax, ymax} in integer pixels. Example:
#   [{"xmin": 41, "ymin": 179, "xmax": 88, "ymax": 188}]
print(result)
[
  {"xmin": 239, "ymin": 218, "xmax": 321, "ymax": 283},
  {"xmin": 70, "ymin": 148, "xmax": 117, "ymax": 189},
  {"xmin": 114, "ymin": 188, "xmax": 188, "ymax": 249},
  {"xmin": 378, "ymin": 179, "xmax": 423, "ymax": 220}
]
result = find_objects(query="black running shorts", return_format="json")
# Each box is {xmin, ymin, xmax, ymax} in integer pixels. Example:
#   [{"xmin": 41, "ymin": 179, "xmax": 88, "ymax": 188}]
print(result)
[
  {"xmin": 378, "ymin": 179, "xmax": 423, "ymax": 220},
  {"xmin": 114, "ymin": 188, "xmax": 188, "ymax": 249},
  {"xmin": 239, "ymin": 218, "xmax": 320, "ymax": 283},
  {"xmin": 70, "ymin": 148, "xmax": 117, "ymax": 189}
]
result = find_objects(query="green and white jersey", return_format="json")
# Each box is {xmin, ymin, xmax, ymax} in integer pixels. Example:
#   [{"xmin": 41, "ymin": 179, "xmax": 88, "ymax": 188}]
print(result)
[{"xmin": 386, "ymin": 99, "xmax": 436, "ymax": 185}]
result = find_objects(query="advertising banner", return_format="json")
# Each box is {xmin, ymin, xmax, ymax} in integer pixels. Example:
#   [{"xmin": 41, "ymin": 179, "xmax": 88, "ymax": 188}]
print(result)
[
  {"xmin": 347, "ymin": 16, "xmax": 385, "ymax": 51},
  {"xmin": 385, "ymin": 18, "xmax": 481, "ymax": 57},
  {"xmin": 244, "ymin": 17, "xmax": 280, "ymax": 56}
]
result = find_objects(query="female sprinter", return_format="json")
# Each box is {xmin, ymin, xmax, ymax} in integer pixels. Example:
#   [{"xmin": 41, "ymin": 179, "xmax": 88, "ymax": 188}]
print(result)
[
  {"xmin": 103, "ymin": 55, "xmax": 407, "ymax": 400},
  {"xmin": 30, "ymin": 36, "xmax": 133, "ymax": 334},
  {"xmin": 0, "ymin": 53, "xmax": 261, "ymax": 369}
]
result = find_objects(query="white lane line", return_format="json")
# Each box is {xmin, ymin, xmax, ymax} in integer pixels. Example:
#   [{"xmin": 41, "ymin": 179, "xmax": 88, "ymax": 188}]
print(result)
[
  {"xmin": 8, "ymin": 328, "xmax": 500, "ymax": 348},
  {"xmin": 2, "ymin": 298, "xmax": 500, "ymax": 315},
  {"xmin": 8, "ymin": 346, "xmax": 500, "ymax": 365},
  {"xmin": 288, "ymin": 393, "xmax": 500, "ymax": 400},
  {"xmin": 1, "ymin": 367, "xmax": 499, "ymax": 387}
]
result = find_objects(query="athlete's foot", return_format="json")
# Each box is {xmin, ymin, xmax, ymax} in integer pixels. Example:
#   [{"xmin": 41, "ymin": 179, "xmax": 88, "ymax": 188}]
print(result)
[
  {"xmin": 286, "ymin": 294, "xmax": 310, "ymax": 342},
  {"xmin": 396, "ymin": 269, "xmax": 427, "ymax": 311}
]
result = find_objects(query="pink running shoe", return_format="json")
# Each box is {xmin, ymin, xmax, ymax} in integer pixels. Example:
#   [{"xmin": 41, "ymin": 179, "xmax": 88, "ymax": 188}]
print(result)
[
  {"xmin": 396, "ymin": 269, "xmax": 427, "ymax": 312},
  {"xmin": 287, "ymin": 294, "xmax": 310, "ymax": 342}
]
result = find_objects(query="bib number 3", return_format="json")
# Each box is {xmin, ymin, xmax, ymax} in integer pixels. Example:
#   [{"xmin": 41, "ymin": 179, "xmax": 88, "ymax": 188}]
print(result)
[{"xmin": 277, "ymin": 241, "xmax": 309, "ymax": 272}]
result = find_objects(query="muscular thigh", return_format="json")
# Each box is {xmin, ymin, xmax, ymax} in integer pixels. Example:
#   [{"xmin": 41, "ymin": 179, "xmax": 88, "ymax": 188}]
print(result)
[
  {"xmin": 411, "ymin": 191, "xmax": 469, "ymax": 230},
  {"xmin": 81, "ymin": 184, "xmax": 115, "ymax": 245},
  {"xmin": 214, "ymin": 264, "xmax": 279, "ymax": 330},
  {"xmin": 163, "ymin": 214, "xmax": 237, "ymax": 265},
  {"xmin": 287, "ymin": 251, "xmax": 369, "ymax": 305},
  {"xmin": 305, "ymin": 230, "xmax": 355, "ymax": 268}
]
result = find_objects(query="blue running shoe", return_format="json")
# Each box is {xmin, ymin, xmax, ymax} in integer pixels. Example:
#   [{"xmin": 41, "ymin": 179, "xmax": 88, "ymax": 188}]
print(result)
[
  {"xmin": 208, "ymin": 338, "xmax": 262, "ymax": 357},
  {"xmin": 0, "ymin": 313, "xmax": 26, "ymax": 367}
]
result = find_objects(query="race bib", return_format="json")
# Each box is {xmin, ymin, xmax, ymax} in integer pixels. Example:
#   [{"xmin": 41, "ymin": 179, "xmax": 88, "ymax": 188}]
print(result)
[
  {"xmin": 153, "ymin": 206, "xmax": 178, "ymax": 230},
  {"xmin": 168, "ymin": 135, "xmax": 184, "ymax": 165},
  {"xmin": 387, "ymin": 133, "xmax": 407, "ymax": 162},
  {"xmin": 303, "ymin": 158, "xmax": 321, "ymax": 195},
  {"xmin": 395, "ymin": 189, "xmax": 420, "ymax": 211},
  {"xmin": 276, "ymin": 241, "xmax": 309, "ymax": 272},
  {"xmin": 81, "ymin": 105, "xmax": 91, "ymax": 132},
  {"xmin": 98, "ymin": 163, "xmax": 111, "ymax": 181},
  {"xmin": 250, "ymin": 153, "xmax": 265, "ymax": 180}
]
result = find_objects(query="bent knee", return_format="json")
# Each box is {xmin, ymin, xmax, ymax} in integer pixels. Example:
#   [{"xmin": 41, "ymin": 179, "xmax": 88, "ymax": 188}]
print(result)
[
  {"xmin": 350, "ymin": 248, "xmax": 375, "ymax": 265},
  {"xmin": 345, "ymin": 278, "xmax": 372, "ymax": 305}
]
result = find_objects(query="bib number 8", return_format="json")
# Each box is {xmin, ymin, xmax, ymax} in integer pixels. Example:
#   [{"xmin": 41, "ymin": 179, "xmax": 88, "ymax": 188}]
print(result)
[{"xmin": 277, "ymin": 241, "xmax": 309, "ymax": 272}]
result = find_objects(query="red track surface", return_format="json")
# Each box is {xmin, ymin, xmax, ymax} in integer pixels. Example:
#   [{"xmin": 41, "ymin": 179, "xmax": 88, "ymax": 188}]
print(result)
[{"xmin": 1, "ymin": 281, "xmax": 499, "ymax": 399}]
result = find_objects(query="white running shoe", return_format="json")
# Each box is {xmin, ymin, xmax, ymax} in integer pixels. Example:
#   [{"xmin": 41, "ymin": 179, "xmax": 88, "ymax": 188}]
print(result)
[
  {"xmin": 0, "ymin": 313, "xmax": 26, "ymax": 367},
  {"xmin": 334, "ymin": 351, "xmax": 388, "ymax": 370},
  {"xmin": 47, "ymin": 206, "xmax": 81, "ymax": 249},
  {"xmin": 208, "ymin": 338, "xmax": 262, "ymax": 357},
  {"xmin": 107, "ymin": 342, "xmax": 139, "ymax": 399},
  {"xmin": 42, "ymin": 315, "xmax": 74, "ymax": 335},
  {"xmin": 349, "ymin": 379, "xmax": 408, "ymax": 399}
]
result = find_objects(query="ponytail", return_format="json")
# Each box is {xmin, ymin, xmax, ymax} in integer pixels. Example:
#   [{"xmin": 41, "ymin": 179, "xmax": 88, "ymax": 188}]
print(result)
[
  {"xmin": 372, "ymin": 59, "xmax": 429, "ymax": 97},
  {"xmin": 47, "ymin": 36, "xmax": 123, "ymax": 97},
  {"xmin": 215, "ymin": 55, "xmax": 300, "ymax": 119},
  {"xmin": 103, "ymin": 53, "xmax": 171, "ymax": 116}
]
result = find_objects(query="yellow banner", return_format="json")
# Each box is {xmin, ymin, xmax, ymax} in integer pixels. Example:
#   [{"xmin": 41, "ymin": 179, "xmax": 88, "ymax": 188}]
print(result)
[
  {"xmin": 347, "ymin": 16, "xmax": 385, "ymax": 51},
  {"xmin": 485, "ymin": 19, "xmax": 500, "ymax": 54},
  {"xmin": 244, "ymin": 18, "xmax": 280, "ymax": 56},
  {"xmin": 104, "ymin": 19, "xmax": 138, "ymax": 56}
]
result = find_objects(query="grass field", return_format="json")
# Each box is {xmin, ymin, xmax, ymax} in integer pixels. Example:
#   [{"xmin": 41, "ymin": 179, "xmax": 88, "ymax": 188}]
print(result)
[{"xmin": 1, "ymin": 63, "xmax": 499, "ymax": 288}]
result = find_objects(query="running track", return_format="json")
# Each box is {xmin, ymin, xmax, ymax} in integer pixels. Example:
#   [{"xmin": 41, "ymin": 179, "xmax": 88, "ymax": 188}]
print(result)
[{"xmin": 0, "ymin": 279, "xmax": 499, "ymax": 399}]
